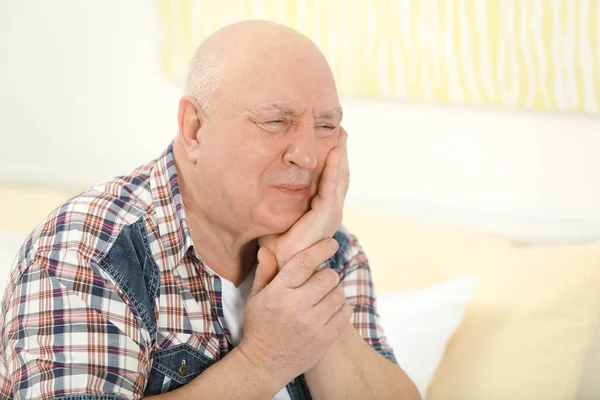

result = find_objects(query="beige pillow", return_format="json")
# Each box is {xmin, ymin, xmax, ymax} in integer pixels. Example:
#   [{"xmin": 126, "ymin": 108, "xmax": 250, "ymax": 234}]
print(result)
[
  {"xmin": 342, "ymin": 205, "xmax": 511, "ymax": 291},
  {"xmin": 343, "ymin": 205, "xmax": 600, "ymax": 400}
]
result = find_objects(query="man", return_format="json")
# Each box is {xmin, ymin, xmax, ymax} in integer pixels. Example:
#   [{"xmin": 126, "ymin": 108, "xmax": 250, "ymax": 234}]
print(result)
[{"xmin": 0, "ymin": 20, "xmax": 420, "ymax": 399}]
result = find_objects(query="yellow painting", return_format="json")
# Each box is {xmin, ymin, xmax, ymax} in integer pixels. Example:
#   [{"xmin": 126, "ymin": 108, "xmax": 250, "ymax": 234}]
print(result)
[{"xmin": 159, "ymin": 0, "xmax": 600, "ymax": 113}]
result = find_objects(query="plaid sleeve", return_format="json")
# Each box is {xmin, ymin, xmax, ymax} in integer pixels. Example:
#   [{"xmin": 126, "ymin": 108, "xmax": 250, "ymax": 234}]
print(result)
[
  {"xmin": 0, "ymin": 255, "xmax": 152, "ymax": 400},
  {"xmin": 336, "ymin": 230, "xmax": 398, "ymax": 365}
]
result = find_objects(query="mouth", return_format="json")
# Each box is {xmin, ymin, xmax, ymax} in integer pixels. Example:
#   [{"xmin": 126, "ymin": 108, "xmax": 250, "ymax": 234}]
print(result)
[{"xmin": 273, "ymin": 184, "xmax": 311, "ymax": 199}]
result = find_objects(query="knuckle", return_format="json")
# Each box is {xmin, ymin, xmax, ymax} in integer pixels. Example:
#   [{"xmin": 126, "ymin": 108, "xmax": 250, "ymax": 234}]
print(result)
[
  {"xmin": 295, "ymin": 253, "xmax": 314, "ymax": 270},
  {"xmin": 285, "ymin": 297, "xmax": 301, "ymax": 314},
  {"xmin": 314, "ymin": 270, "xmax": 339, "ymax": 291},
  {"xmin": 263, "ymin": 296, "xmax": 277, "ymax": 311},
  {"xmin": 332, "ymin": 287, "xmax": 346, "ymax": 305},
  {"xmin": 300, "ymin": 317, "xmax": 317, "ymax": 336}
]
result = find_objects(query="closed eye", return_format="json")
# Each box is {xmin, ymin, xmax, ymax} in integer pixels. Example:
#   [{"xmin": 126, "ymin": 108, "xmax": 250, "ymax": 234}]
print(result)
[
  {"xmin": 315, "ymin": 124, "xmax": 338, "ymax": 138},
  {"xmin": 261, "ymin": 120, "xmax": 289, "ymax": 132}
]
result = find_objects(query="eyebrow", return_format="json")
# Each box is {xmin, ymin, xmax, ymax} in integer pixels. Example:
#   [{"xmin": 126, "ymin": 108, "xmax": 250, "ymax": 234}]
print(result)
[
  {"xmin": 247, "ymin": 102, "xmax": 299, "ymax": 117},
  {"xmin": 246, "ymin": 103, "xmax": 343, "ymax": 123},
  {"xmin": 317, "ymin": 107, "xmax": 343, "ymax": 122}
]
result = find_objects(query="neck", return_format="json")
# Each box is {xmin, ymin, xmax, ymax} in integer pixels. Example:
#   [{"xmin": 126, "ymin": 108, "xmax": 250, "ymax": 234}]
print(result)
[
  {"xmin": 187, "ymin": 205, "xmax": 259, "ymax": 286},
  {"xmin": 174, "ymin": 142, "xmax": 258, "ymax": 286}
]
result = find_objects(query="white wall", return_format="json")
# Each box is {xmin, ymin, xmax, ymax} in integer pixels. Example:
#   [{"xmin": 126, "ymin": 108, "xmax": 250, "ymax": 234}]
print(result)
[
  {"xmin": 342, "ymin": 99, "xmax": 600, "ymax": 241},
  {"xmin": 0, "ymin": 0, "xmax": 181, "ymax": 185},
  {"xmin": 2, "ymin": 0, "xmax": 600, "ymax": 242}
]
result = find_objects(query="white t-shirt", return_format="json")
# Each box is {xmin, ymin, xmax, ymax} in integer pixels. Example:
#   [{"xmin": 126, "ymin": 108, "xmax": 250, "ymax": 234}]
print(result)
[{"xmin": 216, "ymin": 267, "xmax": 292, "ymax": 400}]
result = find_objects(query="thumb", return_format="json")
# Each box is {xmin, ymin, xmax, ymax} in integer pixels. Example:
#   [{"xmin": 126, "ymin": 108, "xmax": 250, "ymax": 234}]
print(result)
[{"xmin": 250, "ymin": 247, "xmax": 279, "ymax": 296}]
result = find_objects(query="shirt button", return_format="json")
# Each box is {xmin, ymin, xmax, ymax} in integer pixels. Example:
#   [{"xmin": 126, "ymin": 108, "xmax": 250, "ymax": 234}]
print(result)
[{"xmin": 179, "ymin": 364, "xmax": 189, "ymax": 377}]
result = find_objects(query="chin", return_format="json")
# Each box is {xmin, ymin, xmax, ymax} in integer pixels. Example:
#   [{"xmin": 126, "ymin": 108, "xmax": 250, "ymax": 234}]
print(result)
[{"xmin": 260, "ymin": 202, "xmax": 309, "ymax": 234}]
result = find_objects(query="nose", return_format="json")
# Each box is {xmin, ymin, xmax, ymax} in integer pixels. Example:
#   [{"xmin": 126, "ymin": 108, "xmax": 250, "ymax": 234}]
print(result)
[{"xmin": 282, "ymin": 122, "xmax": 317, "ymax": 169}]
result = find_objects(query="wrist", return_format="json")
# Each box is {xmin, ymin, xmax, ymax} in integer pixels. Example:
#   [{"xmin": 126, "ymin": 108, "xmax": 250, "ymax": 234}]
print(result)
[
  {"xmin": 234, "ymin": 343, "xmax": 291, "ymax": 393},
  {"xmin": 308, "ymin": 321, "xmax": 355, "ymax": 372}
]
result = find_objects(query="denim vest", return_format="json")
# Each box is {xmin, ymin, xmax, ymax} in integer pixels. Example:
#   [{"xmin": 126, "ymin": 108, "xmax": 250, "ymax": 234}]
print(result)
[{"xmin": 98, "ymin": 219, "xmax": 347, "ymax": 399}]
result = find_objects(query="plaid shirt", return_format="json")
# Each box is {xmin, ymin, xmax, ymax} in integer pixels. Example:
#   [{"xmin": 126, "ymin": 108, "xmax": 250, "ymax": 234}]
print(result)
[{"xmin": 0, "ymin": 143, "xmax": 396, "ymax": 400}]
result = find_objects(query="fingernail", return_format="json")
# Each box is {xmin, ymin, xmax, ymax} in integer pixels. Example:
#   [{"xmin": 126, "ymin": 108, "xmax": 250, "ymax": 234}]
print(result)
[{"xmin": 330, "ymin": 239, "xmax": 339, "ymax": 252}]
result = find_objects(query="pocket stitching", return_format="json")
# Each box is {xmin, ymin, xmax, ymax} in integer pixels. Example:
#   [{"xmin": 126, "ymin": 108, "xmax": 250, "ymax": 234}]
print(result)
[{"xmin": 151, "ymin": 343, "xmax": 215, "ymax": 384}]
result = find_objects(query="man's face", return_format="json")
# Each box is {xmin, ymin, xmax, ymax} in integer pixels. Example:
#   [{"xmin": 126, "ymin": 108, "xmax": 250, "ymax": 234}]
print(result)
[{"xmin": 194, "ymin": 48, "xmax": 342, "ymax": 235}]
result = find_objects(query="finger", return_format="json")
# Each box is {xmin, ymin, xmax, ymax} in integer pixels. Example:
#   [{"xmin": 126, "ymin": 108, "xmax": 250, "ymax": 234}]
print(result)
[
  {"xmin": 336, "ymin": 127, "xmax": 350, "ymax": 201},
  {"xmin": 275, "ymin": 238, "xmax": 339, "ymax": 288},
  {"xmin": 250, "ymin": 247, "xmax": 279, "ymax": 296},
  {"xmin": 309, "ymin": 285, "xmax": 346, "ymax": 324},
  {"xmin": 311, "ymin": 146, "xmax": 341, "ymax": 211},
  {"xmin": 297, "ymin": 268, "xmax": 341, "ymax": 307}
]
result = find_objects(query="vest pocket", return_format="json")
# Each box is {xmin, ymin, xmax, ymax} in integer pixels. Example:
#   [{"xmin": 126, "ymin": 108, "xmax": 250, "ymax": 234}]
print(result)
[{"xmin": 144, "ymin": 342, "xmax": 217, "ymax": 395}]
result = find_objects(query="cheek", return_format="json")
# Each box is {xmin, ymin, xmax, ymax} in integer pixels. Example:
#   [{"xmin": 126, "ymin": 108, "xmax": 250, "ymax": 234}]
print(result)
[
  {"xmin": 220, "ymin": 127, "xmax": 278, "ymax": 173},
  {"xmin": 232, "ymin": 157, "xmax": 270, "ymax": 188},
  {"xmin": 232, "ymin": 149, "xmax": 281, "ymax": 195}
]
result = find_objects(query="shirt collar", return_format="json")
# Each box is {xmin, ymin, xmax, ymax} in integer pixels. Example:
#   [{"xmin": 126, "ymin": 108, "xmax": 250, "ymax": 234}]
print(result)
[{"xmin": 149, "ymin": 141, "xmax": 195, "ymax": 270}]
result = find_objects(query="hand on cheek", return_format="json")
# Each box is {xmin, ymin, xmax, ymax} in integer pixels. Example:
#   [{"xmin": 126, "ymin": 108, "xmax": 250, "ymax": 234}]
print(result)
[{"xmin": 258, "ymin": 127, "xmax": 349, "ymax": 269}]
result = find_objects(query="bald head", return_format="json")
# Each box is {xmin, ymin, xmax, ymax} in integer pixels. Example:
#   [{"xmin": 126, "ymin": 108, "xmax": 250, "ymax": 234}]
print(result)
[{"xmin": 183, "ymin": 20, "xmax": 333, "ymax": 116}]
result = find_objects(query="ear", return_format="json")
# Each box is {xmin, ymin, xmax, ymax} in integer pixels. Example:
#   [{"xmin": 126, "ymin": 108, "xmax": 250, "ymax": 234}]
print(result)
[{"xmin": 177, "ymin": 96, "xmax": 208, "ymax": 163}]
